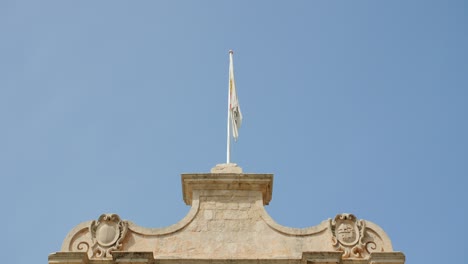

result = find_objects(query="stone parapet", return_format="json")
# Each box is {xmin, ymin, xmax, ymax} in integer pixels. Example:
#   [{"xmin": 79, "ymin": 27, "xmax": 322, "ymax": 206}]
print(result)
[{"xmin": 53, "ymin": 166, "xmax": 404, "ymax": 264}]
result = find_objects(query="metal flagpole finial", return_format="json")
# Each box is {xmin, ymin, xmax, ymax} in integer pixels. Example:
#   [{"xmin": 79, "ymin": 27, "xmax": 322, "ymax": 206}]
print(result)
[{"xmin": 229, "ymin": 50, "xmax": 234, "ymax": 54}]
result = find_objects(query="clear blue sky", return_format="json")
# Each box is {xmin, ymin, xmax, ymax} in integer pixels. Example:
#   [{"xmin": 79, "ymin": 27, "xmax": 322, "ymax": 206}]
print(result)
[{"xmin": 1, "ymin": 1, "xmax": 467, "ymax": 263}]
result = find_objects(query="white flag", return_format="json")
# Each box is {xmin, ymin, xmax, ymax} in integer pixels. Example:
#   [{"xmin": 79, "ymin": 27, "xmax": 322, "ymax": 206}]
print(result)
[{"xmin": 229, "ymin": 52, "xmax": 242, "ymax": 141}]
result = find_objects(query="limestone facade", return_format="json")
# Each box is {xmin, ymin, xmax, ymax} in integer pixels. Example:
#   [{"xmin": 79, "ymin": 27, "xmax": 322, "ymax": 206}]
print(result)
[{"xmin": 49, "ymin": 164, "xmax": 405, "ymax": 264}]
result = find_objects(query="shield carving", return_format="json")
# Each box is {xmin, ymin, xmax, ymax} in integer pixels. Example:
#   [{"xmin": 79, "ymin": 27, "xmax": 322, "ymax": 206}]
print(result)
[
  {"xmin": 89, "ymin": 213, "xmax": 128, "ymax": 258},
  {"xmin": 335, "ymin": 220, "xmax": 359, "ymax": 246},
  {"xmin": 95, "ymin": 221, "xmax": 120, "ymax": 247},
  {"xmin": 332, "ymin": 213, "xmax": 362, "ymax": 247}
]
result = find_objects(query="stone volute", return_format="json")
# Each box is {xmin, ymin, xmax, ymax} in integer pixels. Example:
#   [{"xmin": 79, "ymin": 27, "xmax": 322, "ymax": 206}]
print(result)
[{"xmin": 50, "ymin": 164, "xmax": 405, "ymax": 264}]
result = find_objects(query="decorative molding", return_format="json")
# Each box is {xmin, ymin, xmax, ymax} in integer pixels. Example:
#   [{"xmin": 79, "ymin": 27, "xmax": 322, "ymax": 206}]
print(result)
[{"xmin": 89, "ymin": 214, "xmax": 128, "ymax": 258}]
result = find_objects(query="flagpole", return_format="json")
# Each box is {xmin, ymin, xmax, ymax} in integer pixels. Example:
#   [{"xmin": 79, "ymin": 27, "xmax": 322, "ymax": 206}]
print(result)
[
  {"xmin": 227, "ymin": 50, "xmax": 233, "ymax": 164},
  {"xmin": 227, "ymin": 109, "xmax": 231, "ymax": 164}
]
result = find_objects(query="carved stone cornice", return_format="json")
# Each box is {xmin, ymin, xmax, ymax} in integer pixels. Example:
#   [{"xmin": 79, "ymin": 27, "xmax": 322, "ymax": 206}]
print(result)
[{"xmin": 181, "ymin": 172, "xmax": 273, "ymax": 205}]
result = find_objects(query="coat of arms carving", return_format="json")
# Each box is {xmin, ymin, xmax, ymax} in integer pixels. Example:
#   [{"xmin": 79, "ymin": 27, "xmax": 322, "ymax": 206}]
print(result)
[
  {"xmin": 331, "ymin": 213, "xmax": 377, "ymax": 259},
  {"xmin": 89, "ymin": 213, "xmax": 128, "ymax": 258}
]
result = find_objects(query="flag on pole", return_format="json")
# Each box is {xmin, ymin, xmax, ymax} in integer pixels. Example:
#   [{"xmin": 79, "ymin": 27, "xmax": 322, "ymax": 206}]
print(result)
[{"xmin": 229, "ymin": 51, "xmax": 242, "ymax": 141}]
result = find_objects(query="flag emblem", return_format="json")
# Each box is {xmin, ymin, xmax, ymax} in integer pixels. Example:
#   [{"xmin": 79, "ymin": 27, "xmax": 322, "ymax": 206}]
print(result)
[{"xmin": 229, "ymin": 51, "xmax": 242, "ymax": 141}]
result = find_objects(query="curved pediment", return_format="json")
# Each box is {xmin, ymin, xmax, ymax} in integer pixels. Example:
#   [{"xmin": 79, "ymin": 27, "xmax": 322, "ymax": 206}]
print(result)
[{"xmin": 57, "ymin": 167, "xmax": 402, "ymax": 264}]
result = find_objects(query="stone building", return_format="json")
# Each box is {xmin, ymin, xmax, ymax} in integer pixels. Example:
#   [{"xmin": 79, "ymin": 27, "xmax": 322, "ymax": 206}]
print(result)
[{"xmin": 49, "ymin": 164, "xmax": 405, "ymax": 264}]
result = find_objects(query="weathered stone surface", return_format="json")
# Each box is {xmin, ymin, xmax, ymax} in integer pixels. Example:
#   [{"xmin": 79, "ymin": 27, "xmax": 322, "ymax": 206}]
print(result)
[
  {"xmin": 54, "ymin": 170, "xmax": 403, "ymax": 264},
  {"xmin": 210, "ymin": 163, "xmax": 243, "ymax": 173}
]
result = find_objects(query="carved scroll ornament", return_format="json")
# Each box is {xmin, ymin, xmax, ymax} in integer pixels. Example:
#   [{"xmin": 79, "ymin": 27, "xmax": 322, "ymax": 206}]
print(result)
[
  {"xmin": 88, "ymin": 214, "xmax": 128, "ymax": 258},
  {"xmin": 331, "ymin": 213, "xmax": 381, "ymax": 259}
]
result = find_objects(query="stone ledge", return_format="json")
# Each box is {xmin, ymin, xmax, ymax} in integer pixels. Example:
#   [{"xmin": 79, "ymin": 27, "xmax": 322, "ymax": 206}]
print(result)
[
  {"xmin": 49, "ymin": 252, "xmax": 90, "ymax": 264},
  {"xmin": 112, "ymin": 252, "xmax": 155, "ymax": 264},
  {"xmin": 158, "ymin": 259, "xmax": 299, "ymax": 264},
  {"xmin": 302, "ymin": 252, "xmax": 342, "ymax": 264},
  {"xmin": 48, "ymin": 252, "xmax": 405, "ymax": 264},
  {"xmin": 369, "ymin": 252, "xmax": 405, "ymax": 264}
]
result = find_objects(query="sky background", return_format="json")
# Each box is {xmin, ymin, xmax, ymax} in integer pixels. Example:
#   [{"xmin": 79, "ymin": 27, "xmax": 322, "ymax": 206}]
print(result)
[{"xmin": 1, "ymin": 1, "xmax": 467, "ymax": 264}]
